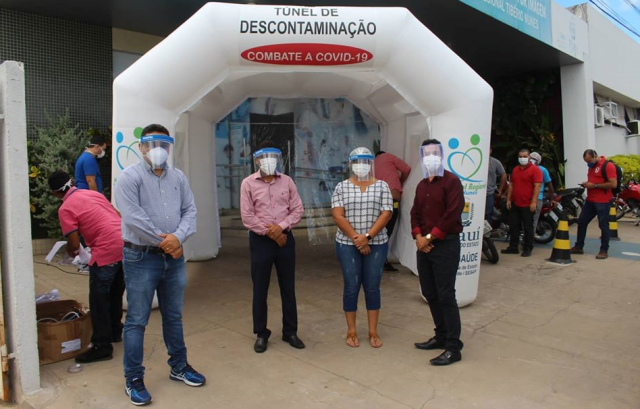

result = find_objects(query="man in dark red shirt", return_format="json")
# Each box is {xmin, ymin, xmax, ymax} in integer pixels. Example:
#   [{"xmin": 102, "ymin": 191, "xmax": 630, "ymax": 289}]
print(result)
[
  {"xmin": 503, "ymin": 149, "xmax": 542, "ymax": 257},
  {"xmin": 571, "ymin": 149, "xmax": 618, "ymax": 259},
  {"xmin": 410, "ymin": 139, "xmax": 465, "ymax": 366}
]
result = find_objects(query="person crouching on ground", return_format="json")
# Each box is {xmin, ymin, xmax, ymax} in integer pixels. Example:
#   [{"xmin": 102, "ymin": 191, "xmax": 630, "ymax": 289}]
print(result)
[{"xmin": 48, "ymin": 170, "xmax": 125, "ymax": 364}]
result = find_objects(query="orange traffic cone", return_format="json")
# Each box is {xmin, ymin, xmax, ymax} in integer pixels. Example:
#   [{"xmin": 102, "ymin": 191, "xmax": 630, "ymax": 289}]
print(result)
[
  {"xmin": 609, "ymin": 202, "xmax": 620, "ymax": 241},
  {"xmin": 546, "ymin": 212, "xmax": 576, "ymax": 265}
]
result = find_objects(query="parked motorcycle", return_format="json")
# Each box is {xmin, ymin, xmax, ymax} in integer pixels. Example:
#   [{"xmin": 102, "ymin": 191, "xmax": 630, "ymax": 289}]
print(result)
[
  {"xmin": 481, "ymin": 220, "xmax": 499, "ymax": 263},
  {"xmin": 489, "ymin": 195, "xmax": 558, "ymax": 245},
  {"xmin": 615, "ymin": 175, "xmax": 640, "ymax": 225},
  {"xmin": 555, "ymin": 187, "xmax": 585, "ymax": 225},
  {"xmin": 534, "ymin": 198, "xmax": 558, "ymax": 244}
]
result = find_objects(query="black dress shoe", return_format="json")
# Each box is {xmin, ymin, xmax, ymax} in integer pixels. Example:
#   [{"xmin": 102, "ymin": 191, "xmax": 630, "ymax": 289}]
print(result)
[
  {"xmin": 501, "ymin": 247, "xmax": 519, "ymax": 254},
  {"xmin": 75, "ymin": 345, "xmax": 113, "ymax": 363},
  {"xmin": 521, "ymin": 249, "xmax": 532, "ymax": 257},
  {"xmin": 430, "ymin": 350, "xmax": 462, "ymax": 366},
  {"xmin": 282, "ymin": 334, "xmax": 305, "ymax": 349},
  {"xmin": 254, "ymin": 338, "xmax": 268, "ymax": 353},
  {"xmin": 414, "ymin": 338, "xmax": 445, "ymax": 350},
  {"xmin": 383, "ymin": 261, "xmax": 399, "ymax": 272}
]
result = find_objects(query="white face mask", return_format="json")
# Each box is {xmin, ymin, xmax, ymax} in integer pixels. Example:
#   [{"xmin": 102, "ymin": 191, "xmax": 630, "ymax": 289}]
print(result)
[
  {"xmin": 422, "ymin": 156, "xmax": 441, "ymax": 175},
  {"xmin": 147, "ymin": 147, "xmax": 169, "ymax": 168},
  {"xmin": 518, "ymin": 157, "xmax": 530, "ymax": 166},
  {"xmin": 352, "ymin": 163, "xmax": 371, "ymax": 178},
  {"xmin": 259, "ymin": 157, "xmax": 278, "ymax": 175},
  {"xmin": 96, "ymin": 148, "xmax": 106, "ymax": 159}
]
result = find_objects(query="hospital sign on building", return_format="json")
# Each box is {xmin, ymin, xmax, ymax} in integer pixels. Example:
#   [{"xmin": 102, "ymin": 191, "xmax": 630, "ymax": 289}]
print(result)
[{"xmin": 460, "ymin": 0, "xmax": 552, "ymax": 45}]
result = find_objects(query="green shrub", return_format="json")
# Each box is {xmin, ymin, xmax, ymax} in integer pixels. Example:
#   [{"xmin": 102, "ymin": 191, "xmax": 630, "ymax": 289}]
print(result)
[
  {"xmin": 609, "ymin": 154, "xmax": 640, "ymax": 183},
  {"xmin": 29, "ymin": 112, "xmax": 88, "ymax": 238}
]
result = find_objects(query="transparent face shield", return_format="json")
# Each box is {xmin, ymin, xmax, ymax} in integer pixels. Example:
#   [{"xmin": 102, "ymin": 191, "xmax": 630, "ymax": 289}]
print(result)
[
  {"xmin": 140, "ymin": 134, "xmax": 174, "ymax": 169},
  {"xmin": 420, "ymin": 143, "xmax": 445, "ymax": 178},
  {"xmin": 349, "ymin": 149, "xmax": 375, "ymax": 182},
  {"xmin": 253, "ymin": 148, "xmax": 282, "ymax": 176}
]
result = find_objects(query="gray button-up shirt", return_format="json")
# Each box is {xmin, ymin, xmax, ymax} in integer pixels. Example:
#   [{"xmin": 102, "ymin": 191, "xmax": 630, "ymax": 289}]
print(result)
[{"xmin": 114, "ymin": 160, "xmax": 197, "ymax": 247}]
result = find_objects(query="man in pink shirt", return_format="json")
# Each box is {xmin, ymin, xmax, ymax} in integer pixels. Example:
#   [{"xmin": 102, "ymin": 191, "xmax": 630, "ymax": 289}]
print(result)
[
  {"xmin": 240, "ymin": 143, "xmax": 305, "ymax": 353},
  {"xmin": 48, "ymin": 170, "xmax": 125, "ymax": 363},
  {"xmin": 374, "ymin": 151, "xmax": 411, "ymax": 271}
]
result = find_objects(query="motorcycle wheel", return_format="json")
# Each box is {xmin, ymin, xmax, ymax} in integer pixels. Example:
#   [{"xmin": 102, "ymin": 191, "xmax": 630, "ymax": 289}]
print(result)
[
  {"xmin": 616, "ymin": 205, "xmax": 627, "ymax": 221},
  {"xmin": 482, "ymin": 237, "xmax": 499, "ymax": 264},
  {"xmin": 534, "ymin": 218, "xmax": 556, "ymax": 244}
]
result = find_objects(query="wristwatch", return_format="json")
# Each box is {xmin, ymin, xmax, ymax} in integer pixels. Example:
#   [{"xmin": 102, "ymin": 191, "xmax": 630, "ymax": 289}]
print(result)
[
  {"xmin": 426, "ymin": 233, "xmax": 432, "ymax": 240},
  {"xmin": 595, "ymin": 183, "xmax": 599, "ymax": 189},
  {"xmin": 365, "ymin": 233, "xmax": 372, "ymax": 241}
]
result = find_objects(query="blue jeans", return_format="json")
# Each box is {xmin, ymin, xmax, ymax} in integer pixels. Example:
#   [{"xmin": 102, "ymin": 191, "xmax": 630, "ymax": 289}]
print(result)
[
  {"xmin": 335, "ymin": 242, "xmax": 388, "ymax": 312},
  {"xmin": 123, "ymin": 248, "xmax": 187, "ymax": 381},
  {"xmin": 575, "ymin": 201, "xmax": 611, "ymax": 251}
]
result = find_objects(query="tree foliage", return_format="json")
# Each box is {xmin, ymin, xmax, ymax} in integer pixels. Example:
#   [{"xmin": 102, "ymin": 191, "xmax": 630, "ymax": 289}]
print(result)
[{"xmin": 29, "ymin": 112, "xmax": 88, "ymax": 238}]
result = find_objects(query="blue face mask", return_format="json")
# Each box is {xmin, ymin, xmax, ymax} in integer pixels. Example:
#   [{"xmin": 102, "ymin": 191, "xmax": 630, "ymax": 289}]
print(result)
[{"xmin": 587, "ymin": 162, "xmax": 596, "ymax": 169}]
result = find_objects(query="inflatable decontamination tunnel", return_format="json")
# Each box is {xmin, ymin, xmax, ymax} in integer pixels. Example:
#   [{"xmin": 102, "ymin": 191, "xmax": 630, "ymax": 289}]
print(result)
[{"xmin": 112, "ymin": 3, "xmax": 493, "ymax": 306}]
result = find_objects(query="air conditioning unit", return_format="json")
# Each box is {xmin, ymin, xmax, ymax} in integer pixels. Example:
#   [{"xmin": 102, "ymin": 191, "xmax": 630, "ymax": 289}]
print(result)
[
  {"xmin": 627, "ymin": 120, "xmax": 640, "ymax": 137},
  {"xmin": 601, "ymin": 101, "xmax": 618, "ymax": 120},
  {"xmin": 594, "ymin": 106, "xmax": 605, "ymax": 128}
]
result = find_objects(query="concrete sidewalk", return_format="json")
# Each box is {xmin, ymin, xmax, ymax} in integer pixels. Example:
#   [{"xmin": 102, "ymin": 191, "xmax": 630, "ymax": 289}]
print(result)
[{"xmin": 24, "ymin": 218, "xmax": 640, "ymax": 409}]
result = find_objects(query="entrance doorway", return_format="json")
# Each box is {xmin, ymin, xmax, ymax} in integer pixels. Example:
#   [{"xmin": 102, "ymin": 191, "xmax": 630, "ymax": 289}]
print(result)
[{"xmin": 250, "ymin": 113, "xmax": 295, "ymax": 176}]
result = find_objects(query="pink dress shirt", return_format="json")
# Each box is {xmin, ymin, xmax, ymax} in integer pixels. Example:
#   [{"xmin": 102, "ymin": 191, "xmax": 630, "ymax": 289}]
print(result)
[
  {"xmin": 240, "ymin": 171, "xmax": 304, "ymax": 235},
  {"xmin": 58, "ymin": 187, "xmax": 123, "ymax": 266},
  {"xmin": 374, "ymin": 153, "xmax": 411, "ymax": 193}
]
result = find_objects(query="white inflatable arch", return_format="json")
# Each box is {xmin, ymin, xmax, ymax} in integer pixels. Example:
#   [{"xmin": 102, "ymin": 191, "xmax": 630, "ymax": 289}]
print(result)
[{"xmin": 112, "ymin": 3, "xmax": 493, "ymax": 306}]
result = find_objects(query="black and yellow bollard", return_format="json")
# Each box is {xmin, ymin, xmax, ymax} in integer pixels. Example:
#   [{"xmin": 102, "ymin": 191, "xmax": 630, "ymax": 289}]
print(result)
[
  {"xmin": 609, "ymin": 202, "xmax": 621, "ymax": 241},
  {"xmin": 546, "ymin": 213, "xmax": 576, "ymax": 264}
]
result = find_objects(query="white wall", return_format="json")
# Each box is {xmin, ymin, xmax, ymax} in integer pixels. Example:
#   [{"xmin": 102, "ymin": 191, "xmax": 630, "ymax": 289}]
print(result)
[
  {"xmin": 587, "ymin": 5, "xmax": 640, "ymax": 104},
  {"xmin": 595, "ymin": 124, "xmax": 634, "ymax": 158},
  {"xmin": 561, "ymin": 59, "xmax": 595, "ymax": 187},
  {"xmin": 0, "ymin": 61, "xmax": 40, "ymax": 399},
  {"xmin": 562, "ymin": 3, "xmax": 640, "ymax": 186}
]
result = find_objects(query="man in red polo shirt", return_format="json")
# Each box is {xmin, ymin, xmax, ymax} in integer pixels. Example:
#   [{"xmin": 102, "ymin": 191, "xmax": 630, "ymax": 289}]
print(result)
[
  {"xmin": 571, "ymin": 149, "xmax": 618, "ymax": 259},
  {"xmin": 49, "ymin": 170, "xmax": 125, "ymax": 364},
  {"xmin": 502, "ymin": 149, "xmax": 542, "ymax": 257}
]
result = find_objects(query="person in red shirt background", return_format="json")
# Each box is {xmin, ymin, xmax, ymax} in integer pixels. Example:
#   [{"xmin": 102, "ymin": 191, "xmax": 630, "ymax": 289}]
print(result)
[
  {"xmin": 571, "ymin": 149, "xmax": 618, "ymax": 259},
  {"xmin": 374, "ymin": 151, "xmax": 411, "ymax": 272},
  {"xmin": 410, "ymin": 139, "xmax": 465, "ymax": 366},
  {"xmin": 502, "ymin": 149, "xmax": 542, "ymax": 257}
]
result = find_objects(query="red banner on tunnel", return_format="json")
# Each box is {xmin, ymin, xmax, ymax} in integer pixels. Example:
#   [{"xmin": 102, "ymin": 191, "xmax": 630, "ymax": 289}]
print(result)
[{"xmin": 240, "ymin": 43, "xmax": 374, "ymax": 66}]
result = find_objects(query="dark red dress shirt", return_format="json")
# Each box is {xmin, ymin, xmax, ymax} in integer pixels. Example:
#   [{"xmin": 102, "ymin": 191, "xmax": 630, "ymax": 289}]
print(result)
[{"xmin": 410, "ymin": 170, "xmax": 465, "ymax": 240}]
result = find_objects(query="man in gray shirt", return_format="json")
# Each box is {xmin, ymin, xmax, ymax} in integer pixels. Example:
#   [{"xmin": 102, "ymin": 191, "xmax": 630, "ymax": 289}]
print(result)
[
  {"xmin": 114, "ymin": 124, "xmax": 204, "ymax": 406},
  {"xmin": 486, "ymin": 148, "xmax": 507, "ymax": 221}
]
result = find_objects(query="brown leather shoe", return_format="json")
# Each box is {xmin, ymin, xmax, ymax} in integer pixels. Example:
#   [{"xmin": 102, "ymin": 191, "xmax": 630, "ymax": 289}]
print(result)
[
  {"xmin": 570, "ymin": 247, "xmax": 584, "ymax": 254},
  {"xmin": 596, "ymin": 251, "xmax": 608, "ymax": 259}
]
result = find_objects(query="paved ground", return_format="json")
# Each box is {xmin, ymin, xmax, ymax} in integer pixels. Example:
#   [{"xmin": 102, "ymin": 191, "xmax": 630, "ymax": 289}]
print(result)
[{"xmin": 23, "ymin": 217, "xmax": 640, "ymax": 409}]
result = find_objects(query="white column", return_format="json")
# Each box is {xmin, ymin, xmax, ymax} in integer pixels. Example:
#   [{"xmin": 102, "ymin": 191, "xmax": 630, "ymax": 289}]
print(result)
[
  {"xmin": 0, "ymin": 61, "xmax": 41, "ymax": 398},
  {"xmin": 561, "ymin": 59, "xmax": 595, "ymax": 187}
]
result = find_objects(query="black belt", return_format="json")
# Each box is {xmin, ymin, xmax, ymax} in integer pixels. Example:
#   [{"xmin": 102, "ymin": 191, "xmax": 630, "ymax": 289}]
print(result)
[{"xmin": 124, "ymin": 241, "xmax": 165, "ymax": 254}]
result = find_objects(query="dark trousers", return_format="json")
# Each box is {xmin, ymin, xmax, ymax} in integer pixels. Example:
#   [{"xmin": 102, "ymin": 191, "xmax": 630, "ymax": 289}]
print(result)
[
  {"xmin": 89, "ymin": 261, "xmax": 125, "ymax": 349},
  {"xmin": 249, "ymin": 231, "xmax": 298, "ymax": 340},
  {"xmin": 386, "ymin": 200, "xmax": 400, "ymax": 237},
  {"xmin": 509, "ymin": 205, "xmax": 534, "ymax": 251},
  {"xmin": 576, "ymin": 201, "xmax": 610, "ymax": 251},
  {"xmin": 485, "ymin": 194, "xmax": 495, "ymax": 222},
  {"xmin": 417, "ymin": 237, "xmax": 463, "ymax": 352}
]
